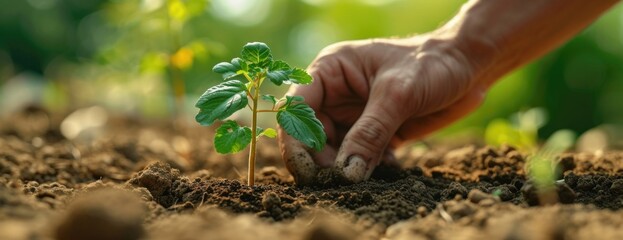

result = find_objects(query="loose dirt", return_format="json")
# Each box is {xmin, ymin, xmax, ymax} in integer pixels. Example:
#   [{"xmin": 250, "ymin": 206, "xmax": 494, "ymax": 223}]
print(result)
[{"xmin": 1, "ymin": 107, "xmax": 623, "ymax": 240}]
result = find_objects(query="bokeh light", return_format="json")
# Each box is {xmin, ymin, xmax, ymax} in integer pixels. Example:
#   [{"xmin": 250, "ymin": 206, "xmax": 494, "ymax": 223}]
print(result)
[{"xmin": 1, "ymin": 0, "xmax": 622, "ymax": 144}]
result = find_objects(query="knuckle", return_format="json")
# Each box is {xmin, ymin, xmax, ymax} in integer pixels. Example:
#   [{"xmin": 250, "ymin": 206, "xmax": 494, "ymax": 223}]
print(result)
[
  {"xmin": 327, "ymin": 40, "xmax": 359, "ymax": 52},
  {"xmin": 375, "ymin": 77, "xmax": 419, "ymax": 115},
  {"xmin": 316, "ymin": 40, "xmax": 368, "ymax": 61},
  {"xmin": 350, "ymin": 115, "xmax": 392, "ymax": 151},
  {"xmin": 317, "ymin": 41, "xmax": 354, "ymax": 58},
  {"xmin": 386, "ymin": 81, "xmax": 416, "ymax": 106}
]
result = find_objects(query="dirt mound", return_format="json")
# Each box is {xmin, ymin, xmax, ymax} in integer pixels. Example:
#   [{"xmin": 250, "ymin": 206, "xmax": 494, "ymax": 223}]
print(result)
[{"xmin": 2, "ymin": 110, "xmax": 623, "ymax": 239}]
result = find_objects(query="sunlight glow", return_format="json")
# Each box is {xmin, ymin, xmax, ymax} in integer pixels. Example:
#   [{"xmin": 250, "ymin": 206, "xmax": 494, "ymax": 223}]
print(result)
[
  {"xmin": 210, "ymin": 0, "xmax": 271, "ymax": 26},
  {"xmin": 289, "ymin": 20, "xmax": 338, "ymax": 64},
  {"xmin": 358, "ymin": 0, "xmax": 401, "ymax": 6}
]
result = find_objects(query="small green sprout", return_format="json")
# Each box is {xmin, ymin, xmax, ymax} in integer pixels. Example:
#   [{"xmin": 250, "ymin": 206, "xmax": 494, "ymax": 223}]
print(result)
[
  {"xmin": 528, "ymin": 129, "xmax": 575, "ymax": 205},
  {"xmin": 195, "ymin": 42, "xmax": 327, "ymax": 186},
  {"xmin": 484, "ymin": 108, "xmax": 575, "ymax": 205}
]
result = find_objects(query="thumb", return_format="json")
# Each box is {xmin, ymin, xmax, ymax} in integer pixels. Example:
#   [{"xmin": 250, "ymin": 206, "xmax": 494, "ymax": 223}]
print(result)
[{"xmin": 335, "ymin": 91, "xmax": 408, "ymax": 183}]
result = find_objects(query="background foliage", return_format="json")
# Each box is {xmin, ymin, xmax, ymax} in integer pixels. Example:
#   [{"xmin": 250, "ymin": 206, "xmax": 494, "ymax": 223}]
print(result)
[{"xmin": 1, "ymin": 0, "xmax": 622, "ymax": 143}]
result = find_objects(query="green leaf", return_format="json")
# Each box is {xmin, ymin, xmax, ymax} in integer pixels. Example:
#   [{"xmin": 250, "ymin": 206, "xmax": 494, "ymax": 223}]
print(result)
[
  {"xmin": 232, "ymin": 58, "xmax": 248, "ymax": 71},
  {"xmin": 213, "ymin": 58, "xmax": 247, "ymax": 79},
  {"xmin": 195, "ymin": 80, "xmax": 248, "ymax": 126},
  {"xmin": 484, "ymin": 119, "xmax": 535, "ymax": 151},
  {"xmin": 286, "ymin": 68, "xmax": 312, "ymax": 85},
  {"xmin": 241, "ymin": 42, "xmax": 272, "ymax": 68},
  {"xmin": 257, "ymin": 127, "xmax": 277, "ymax": 139},
  {"xmin": 261, "ymin": 94, "xmax": 277, "ymax": 106},
  {"xmin": 266, "ymin": 60, "xmax": 291, "ymax": 85},
  {"xmin": 281, "ymin": 95, "xmax": 304, "ymax": 108},
  {"xmin": 256, "ymin": 127, "xmax": 263, "ymax": 136},
  {"xmin": 541, "ymin": 129, "xmax": 575, "ymax": 156},
  {"xmin": 277, "ymin": 101, "xmax": 326, "ymax": 151},
  {"xmin": 214, "ymin": 120, "xmax": 252, "ymax": 154}
]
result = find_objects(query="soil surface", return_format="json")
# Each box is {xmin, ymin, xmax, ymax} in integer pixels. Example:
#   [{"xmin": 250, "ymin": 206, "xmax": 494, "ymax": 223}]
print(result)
[{"xmin": 1, "ymin": 107, "xmax": 623, "ymax": 240}]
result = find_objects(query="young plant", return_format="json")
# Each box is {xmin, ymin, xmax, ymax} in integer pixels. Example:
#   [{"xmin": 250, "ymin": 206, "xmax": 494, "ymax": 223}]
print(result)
[
  {"xmin": 527, "ymin": 129, "xmax": 575, "ymax": 205},
  {"xmin": 195, "ymin": 42, "xmax": 327, "ymax": 186}
]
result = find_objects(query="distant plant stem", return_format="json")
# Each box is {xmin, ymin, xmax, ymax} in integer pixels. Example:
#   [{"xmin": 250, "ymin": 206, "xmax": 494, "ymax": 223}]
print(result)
[{"xmin": 171, "ymin": 65, "xmax": 185, "ymax": 117}]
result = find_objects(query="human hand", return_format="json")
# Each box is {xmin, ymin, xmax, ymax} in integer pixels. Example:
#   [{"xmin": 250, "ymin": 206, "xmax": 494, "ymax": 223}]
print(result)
[{"xmin": 278, "ymin": 36, "xmax": 488, "ymax": 185}]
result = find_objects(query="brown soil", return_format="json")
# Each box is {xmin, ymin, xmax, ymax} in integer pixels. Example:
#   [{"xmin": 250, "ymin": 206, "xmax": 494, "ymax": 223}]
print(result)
[{"xmin": 1, "ymin": 107, "xmax": 623, "ymax": 240}]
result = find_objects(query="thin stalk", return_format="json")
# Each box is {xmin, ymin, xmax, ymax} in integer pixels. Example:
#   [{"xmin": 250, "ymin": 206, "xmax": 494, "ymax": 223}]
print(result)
[
  {"xmin": 171, "ymin": 66, "xmax": 185, "ymax": 115},
  {"xmin": 245, "ymin": 89, "xmax": 254, "ymax": 101},
  {"xmin": 247, "ymin": 82, "xmax": 260, "ymax": 186},
  {"xmin": 243, "ymin": 72, "xmax": 254, "ymax": 82}
]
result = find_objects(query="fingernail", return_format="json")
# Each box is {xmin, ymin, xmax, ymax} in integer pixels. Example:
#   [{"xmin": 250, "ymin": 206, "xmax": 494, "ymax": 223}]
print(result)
[{"xmin": 341, "ymin": 155, "xmax": 372, "ymax": 183}]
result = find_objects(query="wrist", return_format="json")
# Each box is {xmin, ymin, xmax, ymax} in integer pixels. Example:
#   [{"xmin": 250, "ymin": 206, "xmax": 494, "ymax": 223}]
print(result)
[
  {"xmin": 422, "ymin": 16, "xmax": 499, "ymax": 88},
  {"xmin": 451, "ymin": 30, "xmax": 499, "ymax": 88},
  {"xmin": 432, "ymin": 0, "xmax": 619, "ymax": 88}
]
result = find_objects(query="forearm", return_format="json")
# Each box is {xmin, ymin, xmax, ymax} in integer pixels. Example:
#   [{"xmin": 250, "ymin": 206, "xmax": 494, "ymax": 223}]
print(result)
[{"xmin": 440, "ymin": 0, "xmax": 619, "ymax": 87}]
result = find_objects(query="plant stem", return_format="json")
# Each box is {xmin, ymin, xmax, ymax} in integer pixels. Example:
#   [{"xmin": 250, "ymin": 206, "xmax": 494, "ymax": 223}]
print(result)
[{"xmin": 248, "ymin": 82, "xmax": 260, "ymax": 186}]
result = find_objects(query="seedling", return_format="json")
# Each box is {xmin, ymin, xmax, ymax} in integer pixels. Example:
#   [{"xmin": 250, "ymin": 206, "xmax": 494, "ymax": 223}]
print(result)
[
  {"xmin": 527, "ymin": 129, "xmax": 575, "ymax": 205},
  {"xmin": 195, "ymin": 42, "xmax": 327, "ymax": 186},
  {"xmin": 484, "ymin": 108, "xmax": 575, "ymax": 205}
]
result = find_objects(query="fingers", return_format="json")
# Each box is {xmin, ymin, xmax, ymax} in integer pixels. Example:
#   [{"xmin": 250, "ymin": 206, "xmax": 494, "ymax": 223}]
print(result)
[
  {"xmin": 312, "ymin": 144, "xmax": 337, "ymax": 168},
  {"xmin": 334, "ymin": 84, "xmax": 409, "ymax": 183},
  {"xmin": 278, "ymin": 128, "xmax": 318, "ymax": 185},
  {"xmin": 284, "ymin": 70, "xmax": 324, "ymax": 110},
  {"xmin": 277, "ymin": 60, "xmax": 327, "ymax": 185},
  {"xmin": 278, "ymin": 102, "xmax": 338, "ymax": 184}
]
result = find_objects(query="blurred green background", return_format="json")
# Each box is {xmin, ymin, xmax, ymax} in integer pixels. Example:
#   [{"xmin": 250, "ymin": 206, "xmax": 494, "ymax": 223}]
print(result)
[{"xmin": 1, "ymin": 0, "xmax": 622, "ymax": 144}]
